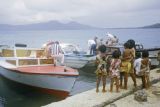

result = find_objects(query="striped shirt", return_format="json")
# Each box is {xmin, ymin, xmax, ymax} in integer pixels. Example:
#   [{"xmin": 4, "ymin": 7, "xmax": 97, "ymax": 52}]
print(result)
[{"xmin": 50, "ymin": 43, "xmax": 62, "ymax": 55}]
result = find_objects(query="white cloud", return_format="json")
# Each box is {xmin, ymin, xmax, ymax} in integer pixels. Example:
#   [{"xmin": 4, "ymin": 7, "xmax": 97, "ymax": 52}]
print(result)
[{"xmin": 0, "ymin": 0, "xmax": 160, "ymax": 27}]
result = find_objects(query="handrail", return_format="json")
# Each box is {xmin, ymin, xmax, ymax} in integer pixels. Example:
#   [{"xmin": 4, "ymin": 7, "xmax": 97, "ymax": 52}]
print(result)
[{"xmin": 3, "ymin": 57, "xmax": 54, "ymax": 67}]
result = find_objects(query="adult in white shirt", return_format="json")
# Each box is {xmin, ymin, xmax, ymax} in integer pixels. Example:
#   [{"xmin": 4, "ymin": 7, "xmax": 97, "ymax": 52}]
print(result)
[{"xmin": 87, "ymin": 36, "xmax": 97, "ymax": 55}]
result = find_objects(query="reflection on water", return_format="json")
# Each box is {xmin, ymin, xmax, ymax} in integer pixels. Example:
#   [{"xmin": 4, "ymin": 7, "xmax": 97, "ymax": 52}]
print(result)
[
  {"xmin": 0, "ymin": 69, "xmax": 97, "ymax": 107},
  {"xmin": 70, "ymin": 69, "xmax": 97, "ymax": 95},
  {"xmin": 0, "ymin": 76, "xmax": 62, "ymax": 107}
]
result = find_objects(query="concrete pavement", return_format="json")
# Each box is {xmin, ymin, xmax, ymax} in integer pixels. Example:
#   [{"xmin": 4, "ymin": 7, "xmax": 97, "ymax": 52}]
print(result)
[{"xmin": 44, "ymin": 68, "xmax": 160, "ymax": 107}]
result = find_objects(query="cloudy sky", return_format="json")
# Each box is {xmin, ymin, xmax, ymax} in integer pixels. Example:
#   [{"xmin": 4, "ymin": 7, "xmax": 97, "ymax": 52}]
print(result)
[{"xmin": 0, "ymin": 0, "xmax": 160, "ymax": 28}]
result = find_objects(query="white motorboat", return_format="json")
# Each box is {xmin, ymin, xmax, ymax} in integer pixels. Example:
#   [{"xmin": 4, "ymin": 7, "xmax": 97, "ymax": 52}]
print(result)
[
  {"xmin": 0, "ymin": 44, "xmax": 79, "ymax": 97},
  {"xmin": 60, "ymin": 43, "xmax": 94, "ymax": 69}
]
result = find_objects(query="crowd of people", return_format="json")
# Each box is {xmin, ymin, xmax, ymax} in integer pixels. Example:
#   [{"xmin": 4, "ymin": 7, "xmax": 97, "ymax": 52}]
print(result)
[
  {"xmin": 42, "ymin": 36, "xmax": 151, "ymax": 93},
  {"xmin": 95, "ymin": 39, "xmax": 151, "ymax": 93},
  {"xmin": 87, "ymin": 33, "xmax": 119, "ymax": 55}
]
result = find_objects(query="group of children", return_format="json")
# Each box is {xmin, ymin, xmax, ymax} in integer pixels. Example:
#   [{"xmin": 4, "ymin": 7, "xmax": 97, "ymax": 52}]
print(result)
[{"xmin": 95, "ymin": 39, "xmax": 150, "ymax": 93}]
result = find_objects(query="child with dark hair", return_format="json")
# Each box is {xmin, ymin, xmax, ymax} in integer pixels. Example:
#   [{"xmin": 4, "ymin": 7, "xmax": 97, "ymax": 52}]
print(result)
[
  {"xmin": 135, "ymin": 52, "xmax": 141, "ymax": 59},
  {"xmin": 140, "ymin": 50, "xmax": 151, "ymax": 89},
  {"xmin": 122, "ymin": 42, "xmax": 134, "ymax": 61},
  {"xmin": 127, "ymin": 39, "xmax": 136, "ymax": 49},
  {"xmin": 127, "ymin": 39, "xmax": 137, "ymax": 88},
  {"xmin": 120, "ymin": 42, "xmax": 132, "ymax": 89},
  {"xmin": 95, "ymin": 45, "xmax": 108, "ymax": 92},
  {"xmin": 109, "ymin": 50, "xmax": 121, "ymax": 92}
]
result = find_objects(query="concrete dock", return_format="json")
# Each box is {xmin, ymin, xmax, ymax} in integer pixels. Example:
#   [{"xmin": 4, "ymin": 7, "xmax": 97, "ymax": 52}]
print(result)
[
  {"xmin": 44, "ymin": 68, "xmax": 160, "ymax": 107},
  {"xmin": 105, "ymin": 82, "xmax": 160, "ymax": 107}
]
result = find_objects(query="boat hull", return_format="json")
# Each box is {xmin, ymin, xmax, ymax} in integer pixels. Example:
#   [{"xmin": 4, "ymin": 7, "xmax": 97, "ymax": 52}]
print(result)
[
  {"xmin": 0, "ymin": 66, "xmax": 77, "ymax": 95},
  {"xmin": 64, "ymin": 56, "xmax": 89, "ymax": 68}
]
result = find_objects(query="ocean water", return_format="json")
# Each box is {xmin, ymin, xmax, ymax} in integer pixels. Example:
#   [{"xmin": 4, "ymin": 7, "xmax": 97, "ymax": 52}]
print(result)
[
  {"xmin": 1, "ymin": 28, "xmax": 160, "ymax": 49},
  {"xmin": 0, "ymin": 28, "xmax": 160, "ymax": 107}
]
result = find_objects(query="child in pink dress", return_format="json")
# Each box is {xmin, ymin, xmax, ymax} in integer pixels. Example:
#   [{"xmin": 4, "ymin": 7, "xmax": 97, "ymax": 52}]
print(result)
[{"xmin": 109, "ymin": 50, "xmax": 121, "ymax": 92}]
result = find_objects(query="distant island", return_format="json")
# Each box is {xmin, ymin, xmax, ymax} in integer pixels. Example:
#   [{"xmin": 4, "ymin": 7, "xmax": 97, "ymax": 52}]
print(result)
[
  {"xmin": 0, "ymin": 21, "xmax": 159, "ymax": 30},
  {"xmin": 140, "ymin": 23, "xmax": 160, "ymax": 28}
]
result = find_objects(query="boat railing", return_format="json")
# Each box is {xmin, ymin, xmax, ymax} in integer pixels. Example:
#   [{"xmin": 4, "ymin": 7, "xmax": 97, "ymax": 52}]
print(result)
[{"xmin": 4, "ymin": 57, "xmax": 54, "ymax": 67}]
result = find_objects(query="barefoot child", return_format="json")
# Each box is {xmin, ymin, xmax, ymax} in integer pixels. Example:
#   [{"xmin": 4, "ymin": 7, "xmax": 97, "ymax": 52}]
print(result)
[
  {"xmin": 140, "ymin": 50, "xmax": 151, "ymax": 89},
  {"xmin": 109, "ymin": 50, "xmax": 121, "ymax": 92},
  {"xmin": 127, "ymin": 39, "xmax": 137, "ymax": 87},
  {"xmin": 95, "ymin": 45, "xmax": 108, "ymax": 92},
  {"xmin": 120, "ymin": 42, "xmax": 132, "ymax": 89}
]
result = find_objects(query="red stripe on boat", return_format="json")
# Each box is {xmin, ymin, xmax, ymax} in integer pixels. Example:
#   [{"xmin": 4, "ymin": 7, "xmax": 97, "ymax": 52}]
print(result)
[{"xmin": 9, "ymin": 65, "xmax": 78, "ymax": 76}]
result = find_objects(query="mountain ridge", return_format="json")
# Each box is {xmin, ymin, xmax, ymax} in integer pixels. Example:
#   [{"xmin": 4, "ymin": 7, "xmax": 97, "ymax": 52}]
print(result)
[
  {"xmin": 0, "ymin": 21, "xmax": 160, "ymax": 30},
  {"xmin": 0, "ymin": 21, "xmax": 97, "ymax": 30}
]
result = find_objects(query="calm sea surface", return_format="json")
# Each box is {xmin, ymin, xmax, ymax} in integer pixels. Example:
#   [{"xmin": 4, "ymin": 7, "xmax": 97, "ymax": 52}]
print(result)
[{"xmin": 0, "ymin": 28, "xmax": 160, "ymax": 107}]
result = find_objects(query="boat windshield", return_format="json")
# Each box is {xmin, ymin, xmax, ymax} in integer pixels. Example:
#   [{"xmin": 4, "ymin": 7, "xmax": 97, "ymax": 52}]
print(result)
[{"xmin": 61, "ymin": 45, "xmax": 79, "ymax": 54}]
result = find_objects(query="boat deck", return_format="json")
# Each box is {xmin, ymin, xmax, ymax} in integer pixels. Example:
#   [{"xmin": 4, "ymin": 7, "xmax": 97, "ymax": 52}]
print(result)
[{"xmin": 11, "ymin": 65, "xmax": 78, "ymax": 76}]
